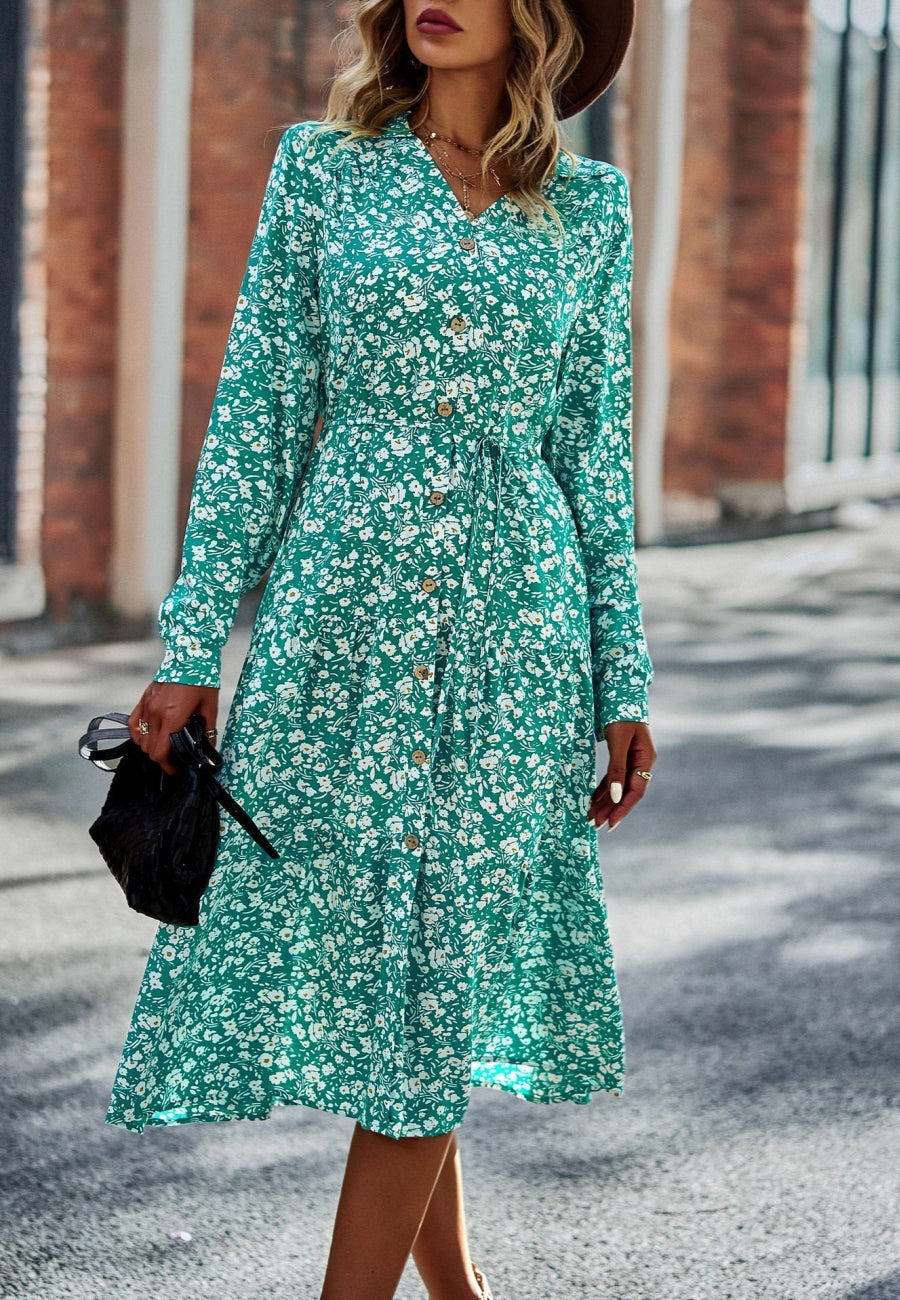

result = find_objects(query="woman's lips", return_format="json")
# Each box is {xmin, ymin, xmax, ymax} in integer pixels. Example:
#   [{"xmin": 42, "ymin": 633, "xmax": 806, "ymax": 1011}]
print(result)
[
  {"xmin": 416, "ymin": 8, "xmax": 462, "ymax": 35},
  {"xmin": 417, "ymin": 19, "xmax": 461, "ymax": 34}
]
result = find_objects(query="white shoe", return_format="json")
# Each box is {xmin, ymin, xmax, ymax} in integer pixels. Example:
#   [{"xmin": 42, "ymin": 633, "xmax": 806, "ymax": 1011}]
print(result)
[{"xmin": 472, "ymin": 1263, "xmax": 495, "ymax": 1299}]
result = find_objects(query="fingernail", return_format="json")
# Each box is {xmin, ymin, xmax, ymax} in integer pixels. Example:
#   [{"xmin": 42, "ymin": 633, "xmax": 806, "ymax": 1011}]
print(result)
[
  {"xmin": 607, "ymin": 821, "xmax": 618, "ymax": 832},
  {"xmin": 610, "ymin": 781, "xmax": 623, "ymax": 803}
]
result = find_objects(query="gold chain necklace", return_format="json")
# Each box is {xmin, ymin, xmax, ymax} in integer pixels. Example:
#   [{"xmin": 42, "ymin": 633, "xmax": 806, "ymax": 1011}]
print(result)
[{"xmin": 409, "ymin": 114, "xmax": 509, "ymax": 221}]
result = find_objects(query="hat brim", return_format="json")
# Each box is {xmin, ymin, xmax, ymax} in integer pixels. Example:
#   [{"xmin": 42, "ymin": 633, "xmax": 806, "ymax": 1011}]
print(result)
[{"xmin": 554, "ymin": 0, "xmax": 636, "ymax": 119}]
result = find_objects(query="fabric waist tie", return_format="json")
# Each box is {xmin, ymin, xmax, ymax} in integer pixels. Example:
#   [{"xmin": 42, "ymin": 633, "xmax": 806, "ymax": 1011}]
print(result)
[{"xmin": 430, "ymin": 431, "xmax": 536, "ymax": 770}]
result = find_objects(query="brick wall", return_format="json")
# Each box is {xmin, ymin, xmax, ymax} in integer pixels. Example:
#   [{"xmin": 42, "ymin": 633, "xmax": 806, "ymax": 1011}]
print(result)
[
  {"xmin": 718, "ymin": 0, "xmax": 809, "ymax": 500},
  {"xmin": 5, "ymin": 0, "xmax": 814, "ymax": 641},
  {"xmin": 664, "ymin": 0, "xmax": 809, "ymax": 519},
  {"xmin": 42, "ymin": 0, "xmax": 123, "ymax": 619},
  {"xmin": 10, "ymin": 0, "xmax": 357, "ymax": 636}
]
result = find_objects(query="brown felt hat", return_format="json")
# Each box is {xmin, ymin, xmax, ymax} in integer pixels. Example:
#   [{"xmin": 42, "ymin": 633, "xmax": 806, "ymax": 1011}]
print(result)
[{"xmin": 554, "ymin": 0, "xmax": 636, "ymax": 119}]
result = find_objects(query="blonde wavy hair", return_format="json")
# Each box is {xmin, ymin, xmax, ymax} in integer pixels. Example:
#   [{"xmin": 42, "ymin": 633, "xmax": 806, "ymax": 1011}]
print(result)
[{"xmin": 295, "ymin": 0, "xmax": 587, "ymax": 235}]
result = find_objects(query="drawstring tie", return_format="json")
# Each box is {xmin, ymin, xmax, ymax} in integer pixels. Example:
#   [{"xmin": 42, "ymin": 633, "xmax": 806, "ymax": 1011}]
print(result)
[{"xmin": 449, "ymin": 431, "xmax": 510, "ymax": 767}]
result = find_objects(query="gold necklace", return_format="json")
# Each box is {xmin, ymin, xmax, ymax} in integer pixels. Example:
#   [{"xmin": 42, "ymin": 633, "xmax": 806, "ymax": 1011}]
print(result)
[
  {"xmin": 408, "ymin": 110, "xmax": 488, "ymax": 155},
  {"xmin": 410, "ymin": 114, "xmax": 509, "ymax": 221},
  {"xmin": 419, "ymin": 126, "xmax": 486, "ymax": 156}
]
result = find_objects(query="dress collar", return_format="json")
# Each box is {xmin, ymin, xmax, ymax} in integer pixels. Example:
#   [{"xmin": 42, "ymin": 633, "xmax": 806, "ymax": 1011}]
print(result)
[{"xmin": 379, "ymin": 107, "xmax": 415, "ymax": 139}]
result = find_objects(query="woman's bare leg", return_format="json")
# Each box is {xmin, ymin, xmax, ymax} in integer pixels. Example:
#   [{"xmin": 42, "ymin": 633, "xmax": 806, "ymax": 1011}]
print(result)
[
  {"xmin": 410, "ymin": 1130, "xmax": 482, "ymax": 1300},
  {"xmin": 319, "ymin": 1121, "xmax": 462, "ymax": 1300}
]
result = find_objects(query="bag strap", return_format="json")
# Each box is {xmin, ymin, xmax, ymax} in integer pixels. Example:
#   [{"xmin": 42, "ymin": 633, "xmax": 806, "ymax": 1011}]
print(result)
[
  {"xmin": 168, "ymin": 717, "xmax": 280, "ymax": 860},
  {"xmin": 206, "ymin": 776, "xmax": 280, "ymax": 859},
  {"xmin": 78, "ymin": 713, "xmax": 133, "ymax": 764}
]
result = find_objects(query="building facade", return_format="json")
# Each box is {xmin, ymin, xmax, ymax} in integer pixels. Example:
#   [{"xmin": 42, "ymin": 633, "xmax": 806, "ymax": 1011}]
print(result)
[{"xmin": 1, "ymin": 0, "xmax": 898, "ymax": 642}]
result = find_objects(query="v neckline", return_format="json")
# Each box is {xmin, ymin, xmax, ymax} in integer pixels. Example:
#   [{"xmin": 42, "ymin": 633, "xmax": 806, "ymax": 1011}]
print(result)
[{"xmin": 395, "ymin": 110, "xmax": 512, "ymax": 226}]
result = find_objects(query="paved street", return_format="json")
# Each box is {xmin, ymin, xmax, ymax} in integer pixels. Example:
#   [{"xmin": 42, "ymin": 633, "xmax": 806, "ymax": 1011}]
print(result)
[{"xmin": 1, "ymin": 504, "xmax": 899, "ymax": 1300}]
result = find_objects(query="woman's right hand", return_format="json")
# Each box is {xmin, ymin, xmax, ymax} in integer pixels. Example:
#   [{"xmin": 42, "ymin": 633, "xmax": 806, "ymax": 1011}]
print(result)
[{"xmin": 128, "ymin": 682, "xmax": 220, "ymax": 775}]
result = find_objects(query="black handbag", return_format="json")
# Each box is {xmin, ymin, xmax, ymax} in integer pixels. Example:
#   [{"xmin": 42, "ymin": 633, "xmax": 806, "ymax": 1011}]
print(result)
[{"xmin": 78, "ymin": 711, "xmax": 279, "ymax": 927}]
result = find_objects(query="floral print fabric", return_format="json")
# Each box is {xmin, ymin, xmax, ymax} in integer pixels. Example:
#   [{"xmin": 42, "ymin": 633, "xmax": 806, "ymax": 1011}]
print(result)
[{"xmin": 106, "ymin": 108, "xmax": 653, "ymax": 1139}]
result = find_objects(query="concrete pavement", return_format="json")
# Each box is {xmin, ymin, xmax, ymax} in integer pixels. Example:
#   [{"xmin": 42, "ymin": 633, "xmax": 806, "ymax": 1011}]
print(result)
[{"xmin": 1, "ymin": 502, "xmax": 899, "ymax": 1300}]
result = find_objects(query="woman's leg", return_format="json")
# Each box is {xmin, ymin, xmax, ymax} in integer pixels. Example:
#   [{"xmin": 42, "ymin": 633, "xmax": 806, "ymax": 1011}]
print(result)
[
  {"xmin": 319, "ymin": 1120, "xmax": 468, "ymax": 1300},
  {"xmin": 410, "ymin": 1130, "xmax": 482, "ymax": 1300}
]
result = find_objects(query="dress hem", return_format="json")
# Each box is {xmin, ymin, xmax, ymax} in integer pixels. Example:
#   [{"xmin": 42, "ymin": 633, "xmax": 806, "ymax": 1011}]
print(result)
[{"xmin": 105, "ymin": 1062, "xmax": 626, "ymax": 1140}]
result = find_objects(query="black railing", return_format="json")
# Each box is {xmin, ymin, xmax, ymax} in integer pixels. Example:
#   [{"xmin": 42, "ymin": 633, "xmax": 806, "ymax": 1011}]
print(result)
[
  {"xmin": 810, "ymin": 0, "xmax": 900, "ymax": 466},
  {"xmin": 823, "ymin": 12, "xmax": 852, "ymax": 463},
  {"xmin": 864, "ymin": 4, "xmax": 892, "ymax": 457}
]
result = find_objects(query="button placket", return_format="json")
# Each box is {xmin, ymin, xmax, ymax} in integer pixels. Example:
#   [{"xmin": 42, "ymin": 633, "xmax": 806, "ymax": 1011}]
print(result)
[
  {"xmin": 411, "ymin": 561, "xmax": 439, "ymax": 744},
  {"xmin": 400, "ymin": 476, "xmax": 445, "ymax": 856},
  {"xmin": 399, "ymin": 261, "xmax": 469, "ymax": 859},
  {"xmin": 402, "ymin": 723, "xmax": 432, "ymax": 845}
]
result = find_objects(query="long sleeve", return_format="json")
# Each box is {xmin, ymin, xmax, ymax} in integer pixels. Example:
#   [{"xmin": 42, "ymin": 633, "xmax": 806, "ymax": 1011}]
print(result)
[
  {"xmin": 155, "ymin": 122, "xmax": 326, "ymax": 687},
  {"xmin": 541, "ymin": 164, "xmax": 653, "ymax": 738}
]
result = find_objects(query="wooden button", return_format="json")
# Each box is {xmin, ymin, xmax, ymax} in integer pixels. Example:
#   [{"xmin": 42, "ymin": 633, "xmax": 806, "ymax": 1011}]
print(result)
[
  {"xmin": 411, "ymin": 749, "xmax": 428, "ymax": 765},
  {"xmin": 413, "ymin": 664, "xmax": 431, "ymax": 681},
  {"xmin": 421, "ymin": 576, "xmax": 437, "ymax": 592},
  {"xmin": 459, "ymin": 236, "xmax": 476, "ymax": 251},
  {"xmin": 436, "ymin": 399, "xmax": 454, "ymax": 417},
  {"xmin": 404, "ymin": 832, "xmax": 420, "ymax": 850},
  {"xmin": 429, "ymin": 489, "xmax": 445, "ymax": 506},
  {"xmin": 450, "ymin": 316, "xmax": 466, "ymax": 332}
]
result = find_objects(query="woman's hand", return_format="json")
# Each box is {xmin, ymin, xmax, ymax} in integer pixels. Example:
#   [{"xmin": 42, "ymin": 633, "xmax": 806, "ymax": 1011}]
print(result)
[
  {"xmin": 586, "ymin": 720, "xmax": 657, "ymax": 831},
  {"xmin": 128, "ymin": 682, "xmax": 220, "ymax": 776}
]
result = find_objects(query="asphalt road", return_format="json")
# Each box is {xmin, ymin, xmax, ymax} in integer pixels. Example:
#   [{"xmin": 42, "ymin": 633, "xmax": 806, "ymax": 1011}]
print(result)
[{"xmin": 1, "ymin": 503, "xmax": 898, "ymax": 1300}]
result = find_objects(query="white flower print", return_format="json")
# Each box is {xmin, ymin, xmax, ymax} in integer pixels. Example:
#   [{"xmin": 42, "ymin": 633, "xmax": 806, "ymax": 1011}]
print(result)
[{"xmin": 105, "ymin": 108, "xmax": 653, "ymax": 1141}]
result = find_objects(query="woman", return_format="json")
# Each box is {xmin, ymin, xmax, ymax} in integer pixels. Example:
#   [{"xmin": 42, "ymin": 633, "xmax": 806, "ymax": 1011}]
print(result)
[{"xmin": 108, "ymin": 0, "xmax": 657, "ymax": 1296}]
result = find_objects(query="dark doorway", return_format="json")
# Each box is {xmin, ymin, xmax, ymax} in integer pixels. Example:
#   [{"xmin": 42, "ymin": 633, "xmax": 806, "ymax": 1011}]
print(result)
[{"xmin": 0, "ymin": 0, "xmax": 27, "ymax": 561}]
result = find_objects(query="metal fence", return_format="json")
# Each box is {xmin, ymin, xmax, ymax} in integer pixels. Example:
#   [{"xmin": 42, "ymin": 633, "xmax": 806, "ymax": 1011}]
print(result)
[{"xmin": 798, "ymin": 0, "xmax": 900, "ymax": 492}]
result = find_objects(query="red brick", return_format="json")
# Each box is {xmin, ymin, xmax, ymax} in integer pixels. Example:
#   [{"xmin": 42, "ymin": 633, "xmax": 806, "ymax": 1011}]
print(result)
[
  {"xmin": 662, "ymin": 0, "xmax": 809, "ymax": 502},
  {"xmin": 42, "ymin": 0, "xmax": 124, "ymax": 618}
]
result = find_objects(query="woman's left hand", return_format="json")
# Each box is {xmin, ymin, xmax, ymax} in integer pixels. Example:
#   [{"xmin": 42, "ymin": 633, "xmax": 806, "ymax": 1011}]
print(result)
[{"xmin": 586, "ymin": 721, "xmax": 657, "ymax": 830}]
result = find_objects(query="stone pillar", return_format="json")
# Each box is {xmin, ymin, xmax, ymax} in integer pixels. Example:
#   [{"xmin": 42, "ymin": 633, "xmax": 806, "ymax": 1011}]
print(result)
[
  {"xmin": 629, "ymin": 0, "xmax": 694, "ymax": 545},
  {"xmin": 110, "ymin": 0, "xmax": 194, "ymax": 617}
]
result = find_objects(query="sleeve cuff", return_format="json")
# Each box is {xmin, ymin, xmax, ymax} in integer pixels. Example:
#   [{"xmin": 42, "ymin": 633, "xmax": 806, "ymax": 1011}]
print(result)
[
  {"xmin": 154, "ymin": 641, "xmax": 222, "ymax": 689},
  {"xmin": 594, "ymin": 676, "xmax": 652, "ymax": 737}
]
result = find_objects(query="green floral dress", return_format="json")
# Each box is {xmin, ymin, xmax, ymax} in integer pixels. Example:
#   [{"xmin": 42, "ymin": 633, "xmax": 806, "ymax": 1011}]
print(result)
[{"xmin": 105, "ymin": 107, "xmax": 653, "ymax": 1139}]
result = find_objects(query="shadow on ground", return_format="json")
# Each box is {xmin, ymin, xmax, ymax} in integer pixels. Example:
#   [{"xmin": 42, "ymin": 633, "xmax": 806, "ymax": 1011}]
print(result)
[{"xmin": 1, "ymin": 514, "xmax": 899, "ymax": 1299}]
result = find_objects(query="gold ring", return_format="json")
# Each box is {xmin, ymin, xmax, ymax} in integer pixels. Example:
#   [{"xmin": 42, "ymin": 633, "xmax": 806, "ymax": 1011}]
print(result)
[
  {"xmin": 137, "ymin": 720, "xmax": 150, "ymax": 736},
  {"xmin": 205, "ymin": 729, "xmax": 218, "ymax": 739},
  {"xmin": 634, "ymin": 769, "xmax": 653, "ymax": 781}
]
